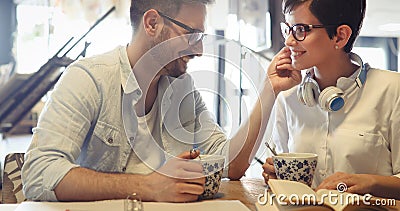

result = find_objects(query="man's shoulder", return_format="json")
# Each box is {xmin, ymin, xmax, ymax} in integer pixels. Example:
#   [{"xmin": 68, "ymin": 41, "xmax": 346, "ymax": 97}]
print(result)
[{"xmin": 71, "ymin": 46, "xmax": 123, "ymax": 75}]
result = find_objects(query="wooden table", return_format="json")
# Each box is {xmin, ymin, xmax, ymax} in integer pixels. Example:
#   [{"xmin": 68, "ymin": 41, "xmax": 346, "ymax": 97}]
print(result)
[{"xmin": 216, "ymin": 178, "xmax": 267, "ymax": 211}]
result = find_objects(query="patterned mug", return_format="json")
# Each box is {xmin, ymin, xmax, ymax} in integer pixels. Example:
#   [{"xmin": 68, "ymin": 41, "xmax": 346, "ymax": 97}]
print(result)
[
  {"xmin": 192, "ymin": 154, "xmax": 225, "ymax": 199},
  {"xmin": 272, "ymin": 153, "xmax": 318, "ymax": 187}
]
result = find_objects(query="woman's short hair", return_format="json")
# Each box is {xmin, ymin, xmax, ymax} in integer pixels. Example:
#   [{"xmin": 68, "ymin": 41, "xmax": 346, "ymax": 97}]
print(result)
[{"xmin": 282, "ymin": 0, "xmax": 366, "ymax": 53}]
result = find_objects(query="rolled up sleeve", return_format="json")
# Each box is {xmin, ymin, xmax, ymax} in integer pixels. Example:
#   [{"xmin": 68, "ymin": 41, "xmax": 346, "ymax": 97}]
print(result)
[{"xmin": 22, "ymin": 64, "xmax": 100, "ymax": 201}]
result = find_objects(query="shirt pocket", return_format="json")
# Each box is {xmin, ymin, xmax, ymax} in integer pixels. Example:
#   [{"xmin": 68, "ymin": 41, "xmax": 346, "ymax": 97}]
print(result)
[
  {"xmin": 329, "ymin": 129, "xmax": 385, "ymax": 174},
  {"xmin": 93, "ymin": 121, "xmax": 121, "ymax": 147},
  {"xmin": 84, "ymin": 121, "xmax": 122, "ymax": 171}
]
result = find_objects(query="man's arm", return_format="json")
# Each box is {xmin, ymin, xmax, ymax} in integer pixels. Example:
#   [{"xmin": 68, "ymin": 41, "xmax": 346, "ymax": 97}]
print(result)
[
  {"xmin": 55, "ymin": 167, "xmax": 146, "ymax": 201},
  {"xmin": 21, "ymin": 64, "xmax": 205, "ymax": 202},
  {"xmin": 22, "ymin": 65, "xmax": 101, "ymax": 201},
  {"xmin": 227, "ymin": 47, "xmax": 301, "ymax": 179},
  {"xmin": 54, "ymin": 151, "xmax": 205, "ymax": 202}
]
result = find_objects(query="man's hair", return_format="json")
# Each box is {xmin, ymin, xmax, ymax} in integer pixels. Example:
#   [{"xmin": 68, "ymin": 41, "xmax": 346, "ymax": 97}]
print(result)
[
  {"xmin": 130, "ymin": 0, "xmax": 214, "ymax": 32},
  {"xmin": 282, "ymin": 0, "xmax": 366, "ymax": 53}
]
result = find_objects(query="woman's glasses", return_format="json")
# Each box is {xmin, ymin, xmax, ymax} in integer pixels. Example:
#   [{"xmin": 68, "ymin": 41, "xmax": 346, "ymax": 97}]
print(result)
[
  {"xmin": 280, "ymin": 22, "xmax": 337, "ymax": 41},
  {"xmin": 157, "ymin": 10, "xmax": 205, "ymax": 46}
]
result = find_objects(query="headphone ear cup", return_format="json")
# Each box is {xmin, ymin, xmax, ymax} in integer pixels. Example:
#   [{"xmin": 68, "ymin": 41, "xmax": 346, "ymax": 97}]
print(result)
[
  {"xmin": 302, "ymin": 80, "xmax": 319, "ymax": 107},
  {"xmin": 319, "ymin": 86, "xmax": 345, "ymax": 112}
]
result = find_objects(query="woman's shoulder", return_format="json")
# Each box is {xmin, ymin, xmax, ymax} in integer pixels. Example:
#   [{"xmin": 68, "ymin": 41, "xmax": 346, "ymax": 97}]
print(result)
[
  {"xmin": 363, "ymin": 68, "xmax": 400, "ymax": 98},
  {"xmin": 368, "ymin": 67, "xmax": 399, "ymax": 76},
  {"xmin": 366, "ymin": 68, "xmax": 400, "ymax": 84}
]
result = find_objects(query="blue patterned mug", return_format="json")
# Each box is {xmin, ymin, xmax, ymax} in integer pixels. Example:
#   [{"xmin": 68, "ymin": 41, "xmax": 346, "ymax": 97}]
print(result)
[
  {"xmin": 192, "ymin": 154, "xmax": 225, "ymax": 199},
  {"xmin": 272, "ymin": 153, "xmax": 318, "ymax": 187}
]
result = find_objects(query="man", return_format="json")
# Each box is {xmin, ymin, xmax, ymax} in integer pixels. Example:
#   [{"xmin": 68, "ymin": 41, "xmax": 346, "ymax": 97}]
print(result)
[{"xmin": 22, "ymin": 0, "xmax": 300, "ymax": 202}]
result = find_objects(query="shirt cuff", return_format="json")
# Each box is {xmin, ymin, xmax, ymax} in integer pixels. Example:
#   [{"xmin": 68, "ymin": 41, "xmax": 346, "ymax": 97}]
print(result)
[{"xmin": 41, "ymin": 160, "xmax": 80, "ymax": 201}]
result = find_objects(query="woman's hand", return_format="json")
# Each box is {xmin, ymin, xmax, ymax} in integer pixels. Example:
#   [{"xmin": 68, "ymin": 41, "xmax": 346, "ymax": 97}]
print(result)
[
  {"xmin": 267, "ymin": 47, "xmax": 302, "ymax": 96},
  {"xmin": 317, "ymin": 172, "xmax": 400, "ymax": 200},
  {"xmin": 316, "ymin": 172, "xmax": 376, "ymax": 195},
  {"xmin": 262, "ymin": 157, "xmax": 277, "ymax": 184}
]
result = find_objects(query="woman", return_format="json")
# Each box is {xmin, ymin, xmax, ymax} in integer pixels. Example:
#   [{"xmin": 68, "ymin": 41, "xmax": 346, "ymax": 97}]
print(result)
[{"xmin": 263, "ymin": 0, "xmax": 400, "ymax": 199}]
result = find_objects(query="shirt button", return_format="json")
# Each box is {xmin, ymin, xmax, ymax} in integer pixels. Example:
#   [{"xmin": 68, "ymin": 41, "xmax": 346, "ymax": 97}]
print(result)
[
  {"xmin": 107, "ymin": 138, "xmax": 114, "ymax": 144},
  {"xmin": 129, "ymin": 137, "xmax": 135, "ymax": 141},
  {"xmin": 122, "ymin": 167, "xmax": 127, "ymax": 172}
]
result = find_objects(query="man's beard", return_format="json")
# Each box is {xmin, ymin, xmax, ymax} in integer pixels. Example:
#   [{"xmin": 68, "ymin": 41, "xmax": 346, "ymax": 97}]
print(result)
[{"xmin": 149, "ymin": 28, "xmax": 187, "ymax": 78}]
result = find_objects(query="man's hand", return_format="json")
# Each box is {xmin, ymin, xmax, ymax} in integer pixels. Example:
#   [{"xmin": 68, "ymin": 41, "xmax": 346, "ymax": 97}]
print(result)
[
  {"xmin": 267, "ymin": 47, "xmax": 302, "ymax": 96},
  {"xmin": 262, "ymin": 157, "xmax": 277, "ymax": 184},
  {"xmin": 145, "ymin": 150, "xmax": 205, "ymax": 202}
]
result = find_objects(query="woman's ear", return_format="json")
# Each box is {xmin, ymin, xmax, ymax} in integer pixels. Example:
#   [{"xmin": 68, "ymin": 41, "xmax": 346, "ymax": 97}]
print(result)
[
  {"xmin": 142, "ymin": 9, "xmax": 163, "ymax": 37},
  {"xmin": 334, "ymin": 25, "xmax": 353, "ymax": 49}
]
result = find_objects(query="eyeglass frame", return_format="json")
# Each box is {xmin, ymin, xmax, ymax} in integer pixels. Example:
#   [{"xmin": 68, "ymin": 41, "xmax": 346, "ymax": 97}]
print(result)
[
  {"xmin": 156, "ymin": 10, "xmax": 205, "ymax": 46},
  {"xmin": 280, "ymin": 22, "xmax": 338, "ymax": 41}
]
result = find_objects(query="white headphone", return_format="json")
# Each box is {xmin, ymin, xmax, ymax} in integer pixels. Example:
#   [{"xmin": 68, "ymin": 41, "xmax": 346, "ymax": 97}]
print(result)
[{"xmin": 297, "ymin": 53, "xmax": 370, "ymax": 112}]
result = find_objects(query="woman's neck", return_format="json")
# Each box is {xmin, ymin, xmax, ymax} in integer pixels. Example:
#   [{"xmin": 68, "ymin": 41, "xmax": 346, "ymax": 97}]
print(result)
[{"xmin": 313, "ymin": 53, "xmax": 358, "ymax": 90}]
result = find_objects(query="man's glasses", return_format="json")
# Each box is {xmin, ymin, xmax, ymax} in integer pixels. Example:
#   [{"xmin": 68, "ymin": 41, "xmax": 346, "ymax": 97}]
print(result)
[
  {"xmin": 157, "ymin": 10, "xmax": 205, "ymax": 46},
  {"xmin": 280, "ymin": 22, "xmax": 337, "ymax": 41}
]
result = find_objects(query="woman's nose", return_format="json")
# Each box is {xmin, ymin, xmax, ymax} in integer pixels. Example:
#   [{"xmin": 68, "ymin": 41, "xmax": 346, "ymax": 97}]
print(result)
[{"xmin": 284, "ymin": 33, "xmax": 297, "ymax": 46}]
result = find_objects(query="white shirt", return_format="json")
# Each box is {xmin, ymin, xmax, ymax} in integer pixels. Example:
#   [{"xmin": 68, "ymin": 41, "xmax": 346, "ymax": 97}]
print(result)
[
  {"xmin": 126, "ymin": 97, "xmax": 164, "ymax": 175},
  {"xmin": 271, "ymin": 66, "xmax": 400, "ymax": 187}
]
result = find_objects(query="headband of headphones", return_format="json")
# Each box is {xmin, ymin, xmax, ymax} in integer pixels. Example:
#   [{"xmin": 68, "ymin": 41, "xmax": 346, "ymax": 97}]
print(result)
[{"xmin": 352, "ymin": 52, "xmax": 369, "ymax": 88}]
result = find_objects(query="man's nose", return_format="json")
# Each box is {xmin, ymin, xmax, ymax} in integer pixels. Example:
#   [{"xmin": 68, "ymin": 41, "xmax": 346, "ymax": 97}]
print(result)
[{"xmin": 190, "ymin": 41, "xmax": 203, "ymax": 57}]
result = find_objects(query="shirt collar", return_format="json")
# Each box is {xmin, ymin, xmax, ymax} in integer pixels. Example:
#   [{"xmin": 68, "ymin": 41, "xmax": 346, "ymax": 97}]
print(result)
[
  {"xmin": 336, "ymin": 52, "xmax": 362, "ymax": 91},
  {"xmin": 119, "ymin": 46, "xmax": 141, "ymax": 95}
]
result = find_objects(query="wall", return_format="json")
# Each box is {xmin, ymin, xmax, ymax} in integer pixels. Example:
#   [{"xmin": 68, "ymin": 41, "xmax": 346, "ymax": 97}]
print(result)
[{"xmin": 0, "ymin": 0, "xmax": 16, "ymax": 65}]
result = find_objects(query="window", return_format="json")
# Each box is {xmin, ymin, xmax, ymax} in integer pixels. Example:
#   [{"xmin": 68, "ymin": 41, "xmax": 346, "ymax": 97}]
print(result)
[
  {"xmin": 353, "ymin": 37, "xmax": 398, "ymax": 71},
  {"xmin": 15, "ymin": 4, "xmax": 131, "ymax": 74}
]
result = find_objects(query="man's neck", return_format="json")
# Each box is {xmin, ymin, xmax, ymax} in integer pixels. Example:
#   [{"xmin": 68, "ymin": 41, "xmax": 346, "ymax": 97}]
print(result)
[
  {"xmin": 126, "ymin": 43, "xmax": 163, "ymax": 116},
  {"xmin": 133, "ymin": 66, "xmax": 161, "ymax": 116},
  {"xmin": 137, "ymin": 79, "xmax": 159, "ymax": 117}
]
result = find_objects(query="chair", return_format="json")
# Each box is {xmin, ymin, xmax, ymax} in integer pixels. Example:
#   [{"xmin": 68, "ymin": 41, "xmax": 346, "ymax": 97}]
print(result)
[{"xmin": 1, "ymin": 153, "xmax": 26, "ymax": 203}]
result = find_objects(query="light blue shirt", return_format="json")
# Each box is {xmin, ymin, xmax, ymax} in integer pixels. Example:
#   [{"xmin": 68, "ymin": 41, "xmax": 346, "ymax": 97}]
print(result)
[{"xmin": 22, "ymin": 46, "xmax": 229, "ymax": 201}]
